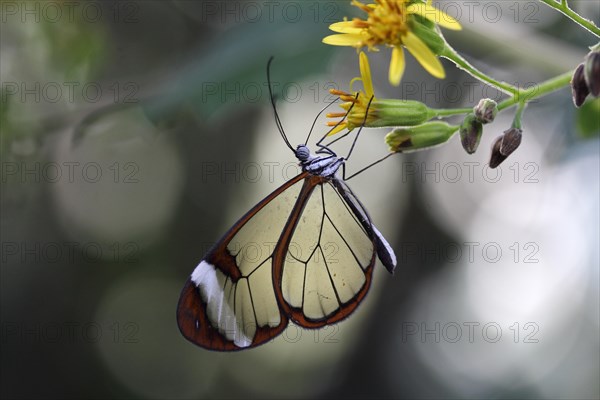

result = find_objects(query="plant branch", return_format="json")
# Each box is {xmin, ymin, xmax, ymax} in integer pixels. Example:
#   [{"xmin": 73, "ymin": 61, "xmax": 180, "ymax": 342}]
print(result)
[
  {"xmin": 497, "ymin": 70, "xmax": 573, "ymax": 111},
  {"xmin": 440, "ymin": 39, "xmax": 520, "ymax": 96},
  {"xmin": 539, "ymin": 0, "xmax": 600, "ymax": 37}
]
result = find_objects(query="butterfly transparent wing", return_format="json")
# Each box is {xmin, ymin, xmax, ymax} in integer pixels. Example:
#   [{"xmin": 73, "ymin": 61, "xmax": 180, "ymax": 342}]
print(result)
[
  {"xmin": 275, "ymin": 176, "xmax": 380, "ymax": 328},
  {"xmin": 177, "ymin": 173, "xmax": 308, "ymax": 350},
  {"xmin": 178, "ymin": 173, "xmax": 394, "ymax": 350}
]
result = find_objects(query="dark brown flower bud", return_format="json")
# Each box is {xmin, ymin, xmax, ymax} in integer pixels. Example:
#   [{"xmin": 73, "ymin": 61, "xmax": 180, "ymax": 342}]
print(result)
[
  {"xmin": 499, "ymin": 127, "xmax": 522, "ymax": 156},
  {"xmin": 459, "ymin": 114, "xmax": 483, "ymax": 154},
  {"xmin": 572, "ymin": 63, "xmax": 590, "ymax": 107},
  {"xmin": 489, "ymin": 128, "xmax": 522, "ymax": 168},
  {"xmin": 584, "ymin": 50, "xmax": 600, "ymax": 97},
  {"xmin": 489, "ymin": 135, "xmax": 507, "ymax": 169}
]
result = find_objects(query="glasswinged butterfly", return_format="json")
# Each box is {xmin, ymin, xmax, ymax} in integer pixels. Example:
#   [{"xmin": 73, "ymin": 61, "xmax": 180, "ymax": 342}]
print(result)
[{"xmin": 176, "ymin": 59, "xmax": 397, "ymax": 351}]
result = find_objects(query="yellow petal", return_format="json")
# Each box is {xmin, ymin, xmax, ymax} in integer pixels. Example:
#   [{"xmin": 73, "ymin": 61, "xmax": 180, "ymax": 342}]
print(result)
[
  {"xmin": 389, "ymin": 47, "xmax": 405, "ymax": 86},
  {"xmin": 403, "ymin": 31, "xmax": 445, "ymax": 79},
  {"xmin": 322, "ymin": 33, "xmax": 364, "ymax": 47},
  {"xmin": 359, "ymin": 52, "xmax": 375, "ymax": 97},
  {"xmin": 329, "ymin": 21, "xmax": 363, "ymax": 34},
  {"xmin": 407, "ymin": 3, "xmax": 462, "ymax": 30},
  {"xmin": 349, "ymin": 77, "xmax": 362, "ymax": 93},
  {"xmin": 326, "ymin": 122, "xmax": 349, "ymax": 136}
]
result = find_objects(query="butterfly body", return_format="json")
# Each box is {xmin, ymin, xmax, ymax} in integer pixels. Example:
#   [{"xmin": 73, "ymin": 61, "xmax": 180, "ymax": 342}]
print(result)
[{"xmin": 177, "ymin": 144, "xmax": 396, "ymax": 350}]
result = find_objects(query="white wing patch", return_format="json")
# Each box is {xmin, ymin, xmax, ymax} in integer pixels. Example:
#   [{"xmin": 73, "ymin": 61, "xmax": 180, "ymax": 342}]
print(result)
[
  {"xmin": 372, "ymin": 224, "xmax": 397, "ymax": 267},
  {"xmin": 234, "ymin": 279, "xmax": 254, "ymax": 347},
  {"xmin": 192, "ymin": 259, "xmax": 282, "ymax": 348},
  {"xmin": 192, "ymin": 261, "xmax": 249, "ymax": 346}
]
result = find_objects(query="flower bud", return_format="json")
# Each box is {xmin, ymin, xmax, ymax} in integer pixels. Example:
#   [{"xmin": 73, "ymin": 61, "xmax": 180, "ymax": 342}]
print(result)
[
  {"xmin": 367, "ymin": 99, "xmax": 435, "ymax": 128},
  {"xmin": 459, "ymin": 114, "xmax": 483, "ymax": 154},
  {"xmin": 500, "ymin": 127, "xmax": 522, "ymax": 156},
  {"xmin": 473, "ymin": 99, "xmax": 498, "ymax": 124},
  {"xmin": 327, "ymin": 97, "xmax": 434, "ymax": 135},
  {"xmin": 489, "ymin": 135, "xmax": 507, "ymax": 169},
  {"xmin": 488, "ymin": 128, "xmax": 522, "ymax": 168},
  {"xmin": 385, "ymin": 122, "xmax": 458, "ymax": 153},
  {"xmin": 572, "ymin": 63, "xmax": 590, "ymax": 107},
  {"xmin": 584, "ymin": 49, "xmax": 600, "ymax": 97}
]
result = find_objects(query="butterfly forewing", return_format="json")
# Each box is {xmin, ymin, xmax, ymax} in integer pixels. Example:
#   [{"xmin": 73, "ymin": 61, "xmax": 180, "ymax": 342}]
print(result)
[{"xmin": 177, "ymin": 173, "xmax": 309, "ymax": 350}]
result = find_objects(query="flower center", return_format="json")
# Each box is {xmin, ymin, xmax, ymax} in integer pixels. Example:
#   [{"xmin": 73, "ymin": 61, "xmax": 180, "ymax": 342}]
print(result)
[{"xmin": 353, "ymin": 0, "xmax": 409, "ymax": 48}]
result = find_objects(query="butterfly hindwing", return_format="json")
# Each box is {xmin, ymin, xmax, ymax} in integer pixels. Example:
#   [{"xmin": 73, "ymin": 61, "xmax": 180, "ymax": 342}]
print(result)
[{"xmin": 273, "ymin": 175, "xmax": 379, "ymax": 328}]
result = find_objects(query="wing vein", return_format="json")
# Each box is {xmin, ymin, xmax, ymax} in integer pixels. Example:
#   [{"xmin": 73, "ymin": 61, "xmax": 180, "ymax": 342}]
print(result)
[
  {"xmin": 245, "ymin": 256, "xmax": 272, "ymax": 278},
  {"xmin": 327, "ymin": 182, "xmax": 367, "ymax": 235},
  {"xmin": 324, "ymin": 212, "xmax": 363, "ymax": 268},
  {"xmin": 317, "ymin": 184, "xmax": 326, "ymax": 243},
  {"xmin": 321, "ymin": 245, "xmax": 343, "ymax": 306},
  {"xmin": 246, "ymin": 278, "xmax": 259, "ymax": 333}
]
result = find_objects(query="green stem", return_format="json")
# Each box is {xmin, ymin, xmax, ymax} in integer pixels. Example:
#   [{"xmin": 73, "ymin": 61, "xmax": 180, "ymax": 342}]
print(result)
[
  {"xmin": 430, "ymin": 107, "xmax": 473, "ymax": 117},
  {"xmin": 512, "ymin": 102, "xmax": 527, "ymax": 129},
  {"xmin": 497, "ymin": 70, "xmax": 573, "ymax": 111},
  {"xmin": 440, "ymin": 40, "xmax": 520, "ymax": 96},
  {"xmin": 428, "ymin": 70, "xmax": 571, "ymax": 118},
  {"xmin": 539, "ymin": 0, "xmax": 600, "ymax": 37}
]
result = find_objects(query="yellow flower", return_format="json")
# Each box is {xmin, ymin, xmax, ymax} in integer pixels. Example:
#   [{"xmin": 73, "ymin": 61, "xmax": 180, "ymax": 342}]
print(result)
[
  {"xmin": 327, "ymin": 52, "xmax": 433, "ymax": 135},
  {"xmin": 326, "ymin": 51, "xmax": 377, "ymax": 135},
  {"xmin": 323, "ymin": 0, "xmax": 462, "ymax": 86}
]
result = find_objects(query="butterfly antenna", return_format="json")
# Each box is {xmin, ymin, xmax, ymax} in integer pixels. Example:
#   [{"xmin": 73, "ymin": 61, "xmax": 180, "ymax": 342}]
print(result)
[
  {"xmin": 343, "ymin": 95, "xmax": 396, "ymax": 180},
  {"xmin": 267, "ymin": 57, "xmax": 294, "ymax": 152},
  {"xmin": 345, "ymin": 94, "xmax": 374, "ymax": 161},
  {"xmin": 304, "ymin": 97, "xmax": 339, "ymax": 146}
]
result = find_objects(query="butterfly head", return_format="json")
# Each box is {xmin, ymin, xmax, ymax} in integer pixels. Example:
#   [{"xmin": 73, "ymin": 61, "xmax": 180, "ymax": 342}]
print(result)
[{"xmin": 295, "ymin": 145, "xmax": 311, "ymax": 162}]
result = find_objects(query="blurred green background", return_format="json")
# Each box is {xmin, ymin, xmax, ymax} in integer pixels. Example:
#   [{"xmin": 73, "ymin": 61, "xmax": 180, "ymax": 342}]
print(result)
[{"xmin": 1, "ymin": 1, "xmax": 599, "ymax": 399}]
